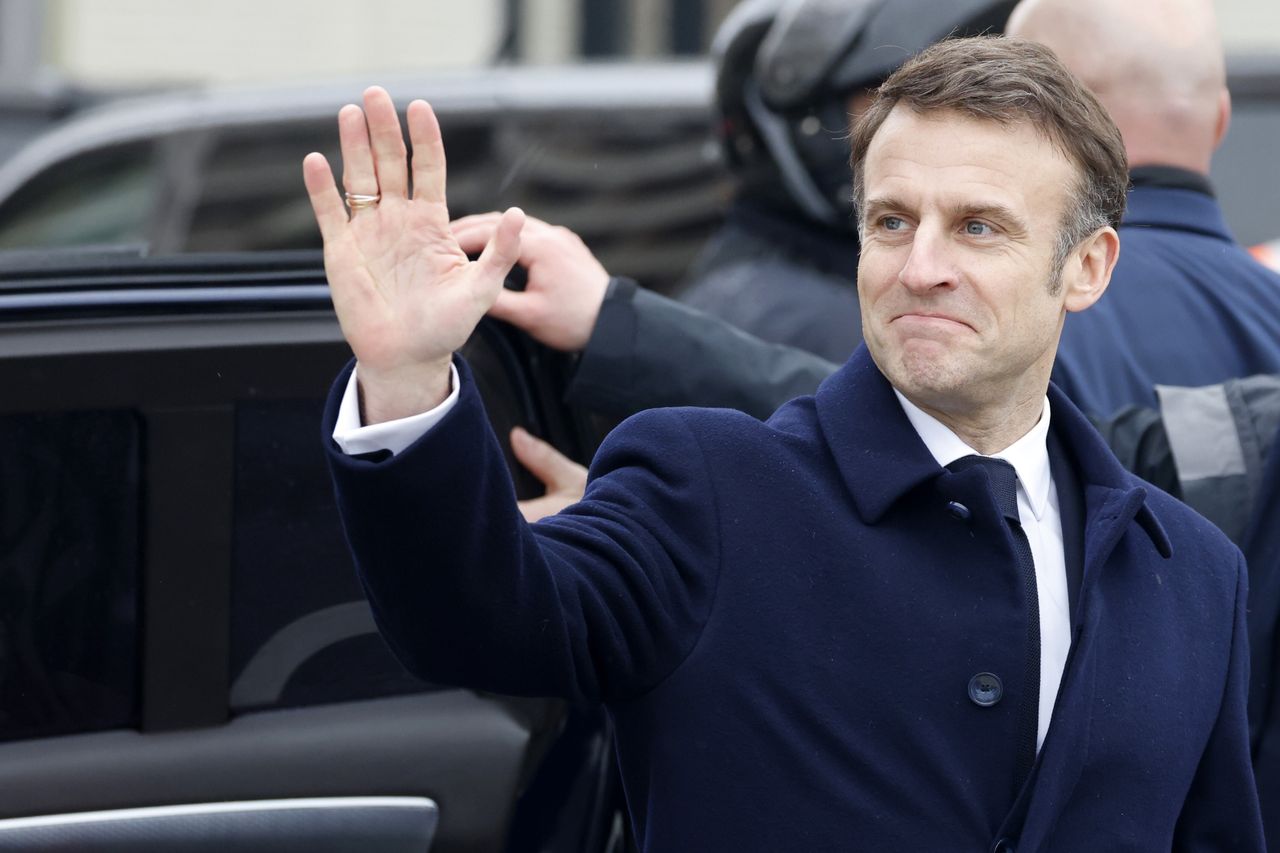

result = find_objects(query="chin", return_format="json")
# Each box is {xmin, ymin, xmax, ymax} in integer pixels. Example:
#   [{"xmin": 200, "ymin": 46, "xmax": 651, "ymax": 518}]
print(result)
[{"xmin": 881, "ymin": 348, "xmax": 970, "ymax": 403}]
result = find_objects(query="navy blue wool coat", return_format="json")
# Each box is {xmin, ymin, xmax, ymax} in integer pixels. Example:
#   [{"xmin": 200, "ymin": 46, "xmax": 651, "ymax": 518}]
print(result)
[{"xmin": 325, "ymin": 347, "xmax": 1263, "ymax": 851}]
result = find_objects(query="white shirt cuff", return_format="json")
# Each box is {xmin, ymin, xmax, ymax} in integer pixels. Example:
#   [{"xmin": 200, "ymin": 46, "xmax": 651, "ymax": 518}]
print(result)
[{"xmin": 332, "ymin": 362, "xmax": 461, "ymax": 457}]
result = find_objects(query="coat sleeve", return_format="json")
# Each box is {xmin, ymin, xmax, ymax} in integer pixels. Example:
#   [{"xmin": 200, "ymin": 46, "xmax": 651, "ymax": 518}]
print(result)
[
  {"xmin": 566, "ymin": 277, "xmax": 838, "ymax": 420},
  {"xmin": 324, "ymin": 357, "xmax": 723, "ymax": 704},
  {"xmin": 1172, "ymin": 551, "xmax": 1266, "ymax": 851}
]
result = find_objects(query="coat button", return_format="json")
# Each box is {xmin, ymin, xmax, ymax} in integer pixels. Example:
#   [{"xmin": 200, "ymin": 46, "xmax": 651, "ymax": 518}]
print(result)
[
  {"xmin": 991, "ymin": 839, "xmax": 1015, "ymax": 853},
  {"xmin": 947, "ymin": 501, "xmax": 971, "ymax": 520},
  {"xmin": 968, "ymin": 672, "xmax": 1003, "ymax": 707}
]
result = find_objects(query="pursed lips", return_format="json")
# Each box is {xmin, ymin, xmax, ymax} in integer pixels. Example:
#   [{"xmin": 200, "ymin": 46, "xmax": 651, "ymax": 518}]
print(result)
[{"xmin": 890, "ymin": 312, "xmax": 974, "ymax": 332}]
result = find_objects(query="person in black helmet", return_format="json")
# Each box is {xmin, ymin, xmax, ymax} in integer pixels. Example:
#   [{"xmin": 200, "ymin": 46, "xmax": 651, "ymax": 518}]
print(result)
[{"xmin": 675, "ymin": 0, "xmax": 1016, "ymax": 363}]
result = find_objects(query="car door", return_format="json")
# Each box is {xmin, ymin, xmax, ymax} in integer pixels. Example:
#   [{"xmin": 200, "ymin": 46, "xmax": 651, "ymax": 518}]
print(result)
[{"xmin": 0, "ymin": 249, "xmax": 620, "ymax": 852}]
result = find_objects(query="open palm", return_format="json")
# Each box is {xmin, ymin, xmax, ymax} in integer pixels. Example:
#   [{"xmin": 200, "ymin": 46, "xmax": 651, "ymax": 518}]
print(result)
[{"xmin": 303, "ymin": 87, "xmax": 523, "ymax": 423}]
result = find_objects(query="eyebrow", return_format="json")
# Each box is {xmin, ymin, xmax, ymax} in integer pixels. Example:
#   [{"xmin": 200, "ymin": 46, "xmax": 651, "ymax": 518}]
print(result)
[
  {"xmin": 951, "ymin": 202, "xmax": 1028, "ymax": 234},
  {"xmin": 862, "ymin": 196, "xmax": 1030, "ymax": 234}
]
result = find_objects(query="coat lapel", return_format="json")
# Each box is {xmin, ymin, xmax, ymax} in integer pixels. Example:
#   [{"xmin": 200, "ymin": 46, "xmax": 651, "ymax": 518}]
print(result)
[
  {"xmin": 813, "ymin": 345, "xmax": 948, "ymax": 524},
  {"xmin": 1018, "ymin": 383, "xmax": 1175, "ymax": 843}
]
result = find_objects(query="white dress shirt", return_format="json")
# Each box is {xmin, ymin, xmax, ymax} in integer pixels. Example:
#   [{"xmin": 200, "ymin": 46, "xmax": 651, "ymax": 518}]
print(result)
[
  {"xmin": 333, "ymin": 370, "xmax": 1071, "ymax": 749},
  {"xmin": 331, "ymin": 363, "xmax": 460, "ymax": 457},
  {"xmin": 894, "ymin": 391, "xmax": 1069, "ymax": 751}
]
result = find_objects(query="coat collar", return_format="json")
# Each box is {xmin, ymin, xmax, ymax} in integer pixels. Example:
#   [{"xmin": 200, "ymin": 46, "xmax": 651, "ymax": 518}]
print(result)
[
  {"xmin": 1122, "ymin": 182, "xmax": 1234, "ymax": 244},
  {"xmin": 814, "ymin": 346, "xmax": 1173, "ymax": 558}
]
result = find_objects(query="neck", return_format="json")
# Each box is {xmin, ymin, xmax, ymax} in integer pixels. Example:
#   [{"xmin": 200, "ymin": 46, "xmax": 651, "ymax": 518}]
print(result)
[{"xmin": 908, "ymin": 390, "xmax": 1046, "ymax": 456}]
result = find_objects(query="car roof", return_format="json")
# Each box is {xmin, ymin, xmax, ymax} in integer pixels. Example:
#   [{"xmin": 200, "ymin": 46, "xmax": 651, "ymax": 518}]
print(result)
[{"xmin": 0, "ymin": 61, "xmax": 714, "ymax": 206}]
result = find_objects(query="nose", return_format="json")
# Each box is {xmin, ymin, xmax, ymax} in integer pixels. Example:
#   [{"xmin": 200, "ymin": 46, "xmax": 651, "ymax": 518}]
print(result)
[{"xmin": 896, "ymin": 226, "xmax": 957, "ymax": 294}]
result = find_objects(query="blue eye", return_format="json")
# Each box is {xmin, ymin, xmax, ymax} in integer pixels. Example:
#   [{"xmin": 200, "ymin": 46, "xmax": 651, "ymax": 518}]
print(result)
[
  {"xmin": 965, "ymin": 220, "xmax": 993, "ymax": 236},
  {"xmin": 882, "ymin": 216, "xmax": 905, "ymax": 231}
]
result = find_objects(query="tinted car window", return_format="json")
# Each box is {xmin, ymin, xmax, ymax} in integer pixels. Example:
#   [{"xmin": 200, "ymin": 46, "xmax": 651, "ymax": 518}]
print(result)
[
  {"xmin": 0, "ymin": 142, "xmax": 158, "ymax": 249},
  {"xmin": 184, "ymin": 118, "xmax": 498, "ymax": 256},
  {"xmin": 227, "ymin": 321, "xmax": 570, "ymax": 715},
  {"xmin": 0, "ymin": 410, "xmax": 140, "ymax": 741}
]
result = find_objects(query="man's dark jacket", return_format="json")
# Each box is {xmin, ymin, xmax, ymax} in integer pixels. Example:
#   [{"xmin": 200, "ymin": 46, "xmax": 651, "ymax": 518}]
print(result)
[
  {"xmin": 675, "ymin": 199, "xmax": 862, "ymax": 364},
  {"xmin": 326, "ymin": 347, "xmax": 1262, "ymax": 851}
]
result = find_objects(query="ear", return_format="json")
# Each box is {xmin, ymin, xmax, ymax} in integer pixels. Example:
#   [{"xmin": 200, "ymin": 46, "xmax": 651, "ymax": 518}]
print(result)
[
  {"xmin": 1213, "ymin": 87, "xmax": 1232, "ymax": 150},
  {"xmin": 1063, "ymin": 226, "xmax": 1120, "ymax": 314}
]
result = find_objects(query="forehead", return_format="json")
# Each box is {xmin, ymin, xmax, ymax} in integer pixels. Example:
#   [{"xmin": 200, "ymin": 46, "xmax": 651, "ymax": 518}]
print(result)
[{"xmin": 861, "ymin": 105, "xmax": 1078, "ymax": 222}]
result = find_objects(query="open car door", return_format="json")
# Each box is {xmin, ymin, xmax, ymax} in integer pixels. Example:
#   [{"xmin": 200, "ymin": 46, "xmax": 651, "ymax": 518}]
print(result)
[{"xmin": 0, "ymin": 249, "xmax": 621, "ymax": 852}]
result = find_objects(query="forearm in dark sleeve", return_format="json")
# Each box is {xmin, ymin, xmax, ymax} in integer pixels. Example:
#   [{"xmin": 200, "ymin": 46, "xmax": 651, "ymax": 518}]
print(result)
[
  {"xmin": 324, "ymin": 356, "xmax": 720, "ymax": 704},
  {"xmin": 566, "ymin": 277, "xmax": 839, "ymax": 420}
]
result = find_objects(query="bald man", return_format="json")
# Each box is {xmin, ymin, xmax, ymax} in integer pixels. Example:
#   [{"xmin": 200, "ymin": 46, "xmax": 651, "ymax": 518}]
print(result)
[{"xmin": 1006, "ymin": 0, "xmax": 1280, "ymax": 415}]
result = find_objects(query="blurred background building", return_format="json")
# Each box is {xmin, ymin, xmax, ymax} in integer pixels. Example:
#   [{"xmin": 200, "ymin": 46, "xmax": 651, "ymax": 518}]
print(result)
[
  {"xmin": 0, "ymin": 0, "xmax": 1273, "ymax": 255},
  {"xmin": 0, "ymin": 0, "xmax": 1275, "ymax": 87}
]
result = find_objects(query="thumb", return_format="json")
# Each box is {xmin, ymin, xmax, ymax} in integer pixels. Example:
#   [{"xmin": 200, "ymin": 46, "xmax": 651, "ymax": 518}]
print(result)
[
  {"xmin": 476, "ymin": 206, "xmax": 525, "ymax": 284},
  {"xmin": 511, "ymin": 427, "xmax": 588, "ymax": 491}
]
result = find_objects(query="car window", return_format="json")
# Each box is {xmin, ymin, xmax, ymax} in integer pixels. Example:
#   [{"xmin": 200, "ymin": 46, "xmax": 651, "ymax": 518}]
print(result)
[
  {"xmin": 183, "ymin": 118, "xmax": 498, "ymax": 255},
  {"xmin": 0, "ymin": 281, "xmax": 576, "ymax": 742},
  {"xmin": 227, "ymin": 325, "xmax": 556, "ymax": 715},
  {"xmin": 0, "ymin": 410, "xmax": 140, "ymax": 741},
  {"xmin": 0, "ymin": 142, "xmax": 159, "ymax": 250},
  {"xmin": 230, "ymin": 395, "xmax": 431, "ymax": 713}
]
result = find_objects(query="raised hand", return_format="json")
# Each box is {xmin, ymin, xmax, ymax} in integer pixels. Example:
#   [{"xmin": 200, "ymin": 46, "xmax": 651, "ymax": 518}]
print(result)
[
  {"xmin": 452, "ymin": 213, "xmax": 610, "ymax": 352},
  {"xmin": 303, "ymin": 86, "xmax": 525, "ymax": 424}
]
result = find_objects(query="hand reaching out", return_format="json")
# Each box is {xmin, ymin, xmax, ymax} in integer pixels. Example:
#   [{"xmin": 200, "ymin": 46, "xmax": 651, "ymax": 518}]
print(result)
[
  {"xmin": 302, "ymin": 86, "xmax": 525, "ymax": 424},
  {"xmin": 452, "ymin": 213, "xmax": 610, "ymax": 352},
  {"xmin": 511, "ymin": 427, "xmax": 589, "ymax": 522}
]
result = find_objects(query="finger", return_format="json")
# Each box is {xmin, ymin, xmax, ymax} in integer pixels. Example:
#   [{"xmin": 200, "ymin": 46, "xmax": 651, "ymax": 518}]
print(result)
[
  {"xmin": 451, "ymin": 218, "xmax": 497, "ymax": 255},
  {"xmin": 476, "ymin": 207, "xmax": 525, "ymax": 284},
  {"xmin": 454, "ymin": 211, "xmax": 555, "ymax": 258},
  {"xmin": 407, "ymin": 99, "xmax": 446, "ymax": 205},
  {"xmin": 362, "ymin": 86, "xmax": 409, "ymax": 199},
  {"xmin": 450, "ymin": 212, "xmax": 504, "ymax": 230},
  {"xmin": 450, "ymin": 211, "xmax": 503, "ymax": 245},
  {"xmin": 487, "ymin": 288, "xmax": 536, "ymax": 329},
  {"xmin": 303, "ymin": 153, "xmax": 348, "ymax": 242},
  {"xmin": 511, "ymin": 427, "xmax": 589, "ymax": 491},
  {"xmin": 518, "ymin": 494, "xmax": 581, "ymax": 523},
  {"xmin": 338, "ymin": 104, "xmax": 378, "ymax": 201}
]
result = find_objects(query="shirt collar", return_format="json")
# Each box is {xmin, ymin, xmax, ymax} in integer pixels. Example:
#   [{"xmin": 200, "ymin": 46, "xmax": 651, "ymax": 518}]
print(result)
[{"xmin": 892, "ymin": 391, "xmax": 1054, "ymax": 521}]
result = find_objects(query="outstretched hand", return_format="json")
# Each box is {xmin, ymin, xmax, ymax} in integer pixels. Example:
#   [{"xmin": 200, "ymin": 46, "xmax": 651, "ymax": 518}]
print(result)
[
  {"xmin": 303, "ymin": 86, "xmax": 525, "ymax": 424},
  {"xmin": 453, "ymin": 213, "xmax": 610, "ymax": 352}
]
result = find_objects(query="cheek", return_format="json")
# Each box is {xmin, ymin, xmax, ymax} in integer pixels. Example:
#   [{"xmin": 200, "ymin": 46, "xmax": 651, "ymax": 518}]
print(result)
[{"xmin": 855, "ymin": 250, "xmax": 902, "ymax": 304}]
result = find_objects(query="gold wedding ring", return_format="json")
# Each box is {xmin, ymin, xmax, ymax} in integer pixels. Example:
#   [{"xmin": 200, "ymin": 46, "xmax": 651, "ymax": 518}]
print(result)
[{"xmin": 344, "ymin": 192, "xmax": 381, "ymax": 211}]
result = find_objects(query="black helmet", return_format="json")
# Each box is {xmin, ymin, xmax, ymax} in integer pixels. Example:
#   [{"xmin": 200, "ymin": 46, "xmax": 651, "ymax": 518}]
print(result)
[{"xmin": 714, "ymin": 0, "xmax": 1017, "ymax": 229}]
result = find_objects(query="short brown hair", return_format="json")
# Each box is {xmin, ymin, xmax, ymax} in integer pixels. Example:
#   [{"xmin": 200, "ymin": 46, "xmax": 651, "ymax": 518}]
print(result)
[{"xmin": 850, "ymin": 36, "xmax": 1128, "ymax": 276}]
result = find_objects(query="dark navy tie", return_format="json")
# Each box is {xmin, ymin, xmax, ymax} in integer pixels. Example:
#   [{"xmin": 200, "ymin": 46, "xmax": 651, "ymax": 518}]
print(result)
[{"xmin": 948, "ymin": 455, "xmax": 1040, "ymax": 793}]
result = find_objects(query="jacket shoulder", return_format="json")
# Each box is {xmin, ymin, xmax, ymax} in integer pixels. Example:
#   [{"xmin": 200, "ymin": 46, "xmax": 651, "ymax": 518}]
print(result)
[{"xmin": 592, "ymin": 398, "xmax": 823, "ymax": 473}]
